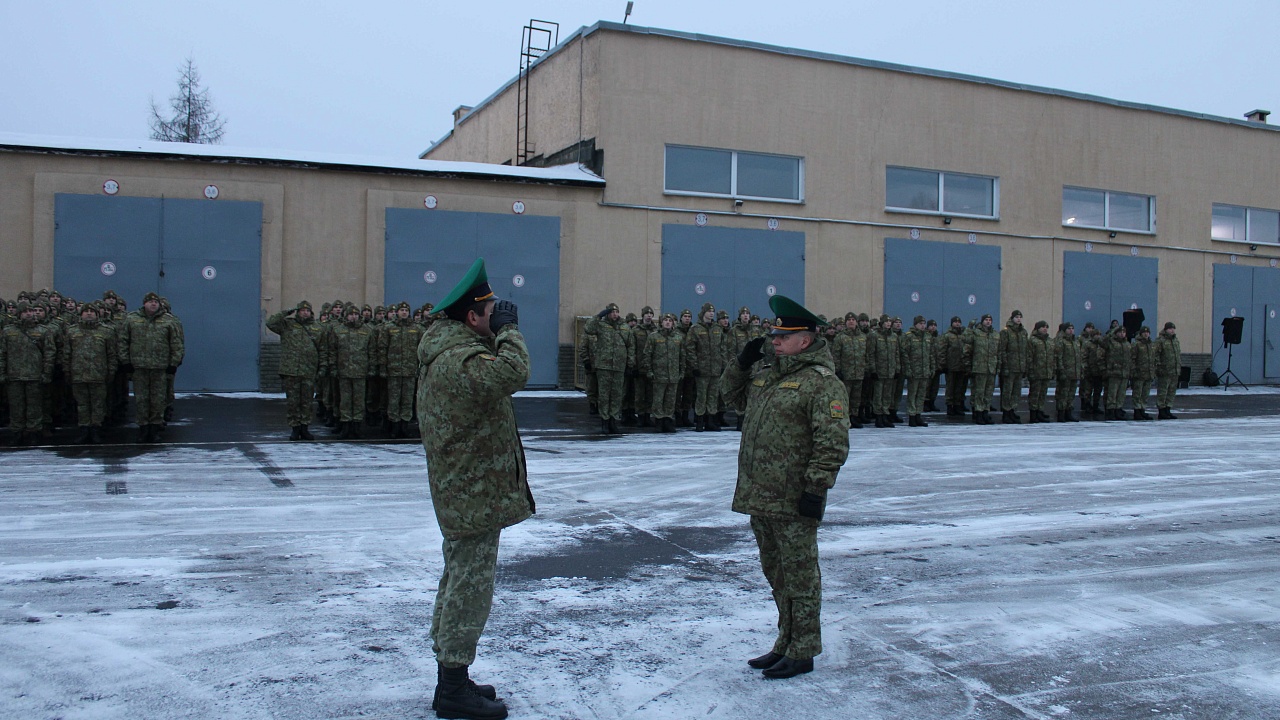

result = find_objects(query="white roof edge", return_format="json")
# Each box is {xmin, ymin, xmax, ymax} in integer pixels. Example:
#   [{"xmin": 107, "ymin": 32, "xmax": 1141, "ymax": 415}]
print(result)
[{"xmin": 0, "ymin": 132, "xmax": 605, "ymax": 185}]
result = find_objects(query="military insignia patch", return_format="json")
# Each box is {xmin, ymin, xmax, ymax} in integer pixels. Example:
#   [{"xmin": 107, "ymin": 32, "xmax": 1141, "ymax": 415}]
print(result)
[
  {"xmin": 781, "ymin": 381, "xmax": 801, "ymax": 389},
  {"xmin": 752, "ymin": 378, "xmax": 766, "ymax": 387},
  {"xmin": 479, "ymin": 353, "xmax": 497, "ymax": 361},
  {"xmin": 830, "ymin": 401, "xmax": 845, "ymax": 418}
]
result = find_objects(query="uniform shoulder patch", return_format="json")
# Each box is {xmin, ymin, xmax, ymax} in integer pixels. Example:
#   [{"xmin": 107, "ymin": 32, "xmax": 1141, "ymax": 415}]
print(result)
[
  {"xmin": 814, "ymin": 366, "xmax": 834, "ymax": 377},
  {"xmin": 752, "ymin": 378, "xmax": 766, "ymax": 387},
  {"xmin": 830, "ymin": 400, "xmax": 846, "ymax": 419},
  {"xmin": 478, "ymin": 353, "xmax": 497, "ymax": 361},
  {"xmin": 780, "ymin": 381, "xmax": 801, "ymax": 389}
]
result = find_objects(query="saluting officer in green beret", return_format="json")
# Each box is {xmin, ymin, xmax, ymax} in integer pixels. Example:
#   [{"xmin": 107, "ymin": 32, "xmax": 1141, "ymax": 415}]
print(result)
[
  {"xmin": 721, "ymin": 295, "xmax": 850, "ymax": 680},
  {"xmin": 417, "ymin": 258, "xmax": 531, "ymax": 719}
]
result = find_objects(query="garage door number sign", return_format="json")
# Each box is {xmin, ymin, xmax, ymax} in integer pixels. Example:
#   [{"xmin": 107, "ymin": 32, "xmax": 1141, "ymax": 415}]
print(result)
[
  {"xmin": 202, "ymin": 266, "xmax": 217, "ymax": 281},
  {"xmin": 100, "ymin": 261, "xmax": 117, "ymax": 277}
]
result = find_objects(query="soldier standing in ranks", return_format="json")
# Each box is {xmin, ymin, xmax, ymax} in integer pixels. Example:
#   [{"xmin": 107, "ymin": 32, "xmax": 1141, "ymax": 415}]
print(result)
[
  {"xmin": 121, "ymin": 292, "xmax": 184, "ymax": 443},
  {"xmin": 870, "ymin": 314, "xmax": 900, "ymax": 428},
  {"xmin": 1084, "ymin": 323, "xmax": 1108, "ymax": 417},
  {"xmin": 829, "ymin": 313, "xmax": 860, "ymax": 430},
  {"xmin": 1025, "ymin": 320, "xmax": 1054, "ymax": 423},
  {"xmin": 715, "ymin": 309, "xmax": 734, "ymax": 428},
  {"xmin": 1129, "ymin": 326, "xmax": 1157, "ymax": 421},
  {"xmin": 266, "ymin": 300, "xmax": 324, "ymax": 441},
  {"xmin": 108, "ymin": 296, "xmax": 131, "ymax": 425},
  {"xmin": 1053, "ymin": 322, "xmax": 1082, "ymax": 422},
  {"xmin": 938, "ymin": 316, "xmax": 969, "ymax": 416},
  {"xmin": 643, "ymin": 312, "xmax": 684, "ymax": 433},
  {"xmin": 32, "ymin": 302, "xmax": 62, "ymax": 438},
  {"xmin": 579, "ymin": 312, "xmax": 599, "ymax": 416},
  {"xmin": 686, "ymin": 302, "xmax": 726, "ymax": 432},
  {"xmin": 902, "ymin": 315, "xmax": 935, "ymax": 427},
  {"xmin": 416, "ymin": 258, "xmax": 529, "ymax": 720},
  {"xmin": 888, "ymin": 317, "xmax": 906, "ymax": 423},
  {"xmin": 721, "ymin": 294, "xmax": 849, "ymax": 680},
  {"xmin": 923, "ymin": 319, "xmax": 941, "ymax": 412},
  {"xmin": 63, "ymin": 303, "xmax": 116, "ymax": 444},
  {"xmin": 856, "ymin": 313, "xmax": 874, "ymax": 422},
  {"xmin": 674, "ymin": 308, "xmax": 695, "ymax": 427},
  {"xmin": 159, "ymin": 298, "xmax": 184, "ymax": 423},
  {"xmin": 964, "ymin": 313, "xmax": 999, "ymax": 424},
  {"xmin": 619, "ymin": 312, "xmax": 639, "ymax": 426},
  {"xmin": 1103, "ymin": 325, "xmax": 1132, "ymax": 420},
  {"xmin": 1, "ymin": 302, "xmax": 55, "ymax": 446},
  {"xmin": 726, "ymin": 306, "xmax": 759, "ymax": 431},
  {"xmin": 845, "ymin": 313, "xmax": 868, "ymax": 429},
  {"xmin": 1153, "ymin": 322, "xmax": 1182, "ymax": 419},
  {"xmin": 590, "ymin": 303, "xmax": 633, "ymax": 435},
  {"xmin": 384, "ymin": 302, "xmax": 424, "ymax": 438},
  {"xmin": 631, "ymin": 306, "xmax": 658, "ymax": 428},
  {"xmin": 997, "ymin": 310, "xmax": 1029, "ymax": 424},
  {"xmin": 328, "ymin": 304, "xmax": 375, "ymax": 439}
]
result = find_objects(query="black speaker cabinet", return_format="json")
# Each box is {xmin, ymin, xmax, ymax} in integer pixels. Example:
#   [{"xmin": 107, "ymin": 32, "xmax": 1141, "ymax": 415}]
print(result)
[
  {"xmin": 1122, "ymin": 309, "xmax": 1145, "ymax": 338},
  {"xmin": 1222, "ymin": 316, "xmax": 1245, "ymax": 345}
]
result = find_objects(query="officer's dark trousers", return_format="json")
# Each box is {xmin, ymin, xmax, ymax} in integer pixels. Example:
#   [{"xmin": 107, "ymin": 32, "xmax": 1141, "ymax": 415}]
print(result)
[
  {"xmin": 750, "ymin": 515, "xmax": 822, "ymax": 660},
  {"xmin": 431, "ymin": 529, "xmax": 501, "ymax": 668},
  {"xmin": 133, "ymin": 369, "xmax": 167, "ymax": 426}
]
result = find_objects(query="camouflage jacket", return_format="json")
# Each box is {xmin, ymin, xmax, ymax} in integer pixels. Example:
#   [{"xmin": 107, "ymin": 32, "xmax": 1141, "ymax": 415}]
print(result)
[
  {"xmin": 642, "ymin": 326, "xmax": 684, "ymax": 383},
  {"xmin": 63, "ymin": 319, "xmax": 117, "ymax": 384},
  {"xmin": 630, "ymin": 321, "xmax": 658, "ymax": 372},
  {"xmin": 964, "ymin": 324, "xmax": 1000, "ymax": 375},
  {"xmin": 122, "ymin": 309, "xmax": 185, "ymax": 370},
  {"xmin": 1105, "ymin": 336, "xmax": 1132, "ymax": 378},
  {"xmin": 0, "ymin": 320, "xmax": 55, "ymax": 382},
  {"xmin": 900, "ymin": 327, "xmax": 935, "ymax": 379},
  {"xmin": 382, "ymin": 318, "xmax": 424, "ymax": 378},
  {"xmin": 998, "ymin": 322, "xmax": 1028, "ymax": 374},
  {"xmin": 265, "ymin": 311, "xmax": 323, "ymax": 377},
  {"xmin": 590, "ymin": 318, "xmax": 634, "ymax": 372},
  {"xmin": 1154, "ymin": 332, "xmax": 1182, "ymax": 377},
  {"xmin": 1026, "ymin": 331, "xmax": 1054, "ymax": 380},
  {"xmin": 1130, "ymin": 336, "xmax": 1156, "ymax": 381},
  {"xmin": 1084, "ymin": 335, "xmax": 1108, "ymax": 376},
  {"xmin": 327, "ymin": 320, "xmax": 375, "ymax": 379},
  {"xmin": 869, "ymin": 328, "xmax": 900, "ymax": 377},
  {"xmin": 686, "ymin": 321, "xmax": 726, "ymax": 377},
  {"xmin": 721, "ymin": 337, "xmax": 850, "ymax": 520},
  {"xmin": 1054, "ymin": 332, "xmax": 1082, "ymax": 379},
  {"xmin": 830, "ymin": 330, "xmax": 858, "ymax": 380},
  {"xmin": 843, "ymin": 329, "xmax": 868, "ymax": 379},
  {"xmin": 937, "ymin": 326, "xmax": 967, "ymax": 371},
  {"xmin": 417, "ymin": 318, "xmax": 534, "ymax": 540}
]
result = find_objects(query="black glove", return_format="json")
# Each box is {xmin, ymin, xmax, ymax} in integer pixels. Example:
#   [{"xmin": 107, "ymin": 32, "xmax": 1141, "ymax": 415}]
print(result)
[
  {"xmin": 583, "ymin": 359, "xmax": 593, "ymax": 372},
  {"xmin": 737, "ymin": 337, "xmax": 765, "ymax": 370},
  {"xmin": 798, "ymin": 492, "xmax": 826, "ymax": 521},
  {"xmin": 596, "ymin": 307, "xmax": 611, "ymax": 319},
  {"xmin": 692, "ymin": 368, "xmax": 702, "ymax": 377},
  {"xmin": 166, "ymin": 366, "xmax": 177, "ymax": 375},
  {"xmin": 868, "ymin": 371, "xmax": 878, "ymax": 380},
  {"xmin": 836, "ymin": 371, "xmax": 845, "ymax": 381},
  {"xmin": 287, "ymin": 307, "xmax": 296, "ymax": 315},
  {"xmin": 489, "ymin": 299, "xmax": 519, "ymax": 333},
  {"xmin": 121, "ymin": 363, "xmax": 134, "ymax": 374}
]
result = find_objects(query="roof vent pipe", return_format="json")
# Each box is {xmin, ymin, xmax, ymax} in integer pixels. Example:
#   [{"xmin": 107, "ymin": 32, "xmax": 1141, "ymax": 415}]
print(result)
[
  {"xmin": 1244, "ymin": 109, "xmax": 1270, "ymax": 123},
  {"xmin": 453, "ymin": 106, "xmax": 474, "ymax": 126}
]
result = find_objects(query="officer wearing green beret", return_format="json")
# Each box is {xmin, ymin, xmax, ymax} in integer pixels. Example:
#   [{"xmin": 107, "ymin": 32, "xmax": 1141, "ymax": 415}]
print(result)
[
  {"xmin": 417, "ymin": 258, "xmax": 530, "ymax": 719},
  {"xmin": 721, "ymin": 294, "xmax": 850, "ymax": 679}
]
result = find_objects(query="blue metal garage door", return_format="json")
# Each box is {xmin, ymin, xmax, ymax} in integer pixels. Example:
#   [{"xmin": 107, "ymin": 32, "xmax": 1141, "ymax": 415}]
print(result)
[
  {"xmin": 1063, "ymin": 251, "xmax": 1158, "ymax": 333},
  {"xmin": 661, "ymin": 225, "xmax": 805, "ymax": 321},
  {"xmin": 384, "ymin": 208, "xmax": 561, "ymax": 388},
  {"xmin": 884, "ymin": 237, "xmax": 1001, "ymax": 324},
  {"xmin": 1212, "ymin": 263, "xmax": 1280, "ymax": 383},
  {"xmin": 54, "ymin": 194, "xmax": 263, "ymax": 391}
]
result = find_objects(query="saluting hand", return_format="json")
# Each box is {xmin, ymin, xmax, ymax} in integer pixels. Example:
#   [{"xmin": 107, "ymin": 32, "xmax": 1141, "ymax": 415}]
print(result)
[
  {"xmin": 489, "ymin": 299, "xmax": 519, "ymax": 333},
  {"xmin": 737, "ymin": 337, "xmax": 765, "ymax": 370}
]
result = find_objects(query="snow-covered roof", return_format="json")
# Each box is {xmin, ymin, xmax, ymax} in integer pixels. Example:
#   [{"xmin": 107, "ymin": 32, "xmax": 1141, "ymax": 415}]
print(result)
[{"xmin": 0, "ymin": 132, "xmax": 605, "ymax": 187}]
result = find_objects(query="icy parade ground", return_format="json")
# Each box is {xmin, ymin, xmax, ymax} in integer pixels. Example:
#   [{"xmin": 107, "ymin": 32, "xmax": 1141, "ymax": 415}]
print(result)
[{"xmin": 2, "ymin": 389, "xmax": 1279, "ymax": 719}]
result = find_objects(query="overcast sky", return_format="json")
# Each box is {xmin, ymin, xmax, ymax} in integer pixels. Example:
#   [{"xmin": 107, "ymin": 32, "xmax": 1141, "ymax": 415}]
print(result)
[{"xmin": 2, "ymin": 0, "xmax": 1276, "ymax": 160}]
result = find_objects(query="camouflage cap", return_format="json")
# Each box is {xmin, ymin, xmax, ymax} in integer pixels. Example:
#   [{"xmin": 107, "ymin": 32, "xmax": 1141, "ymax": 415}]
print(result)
[
  {"xmin": 857, "ymin": 313, "xmax": 869, "ymax": 322},
  {"xmin": 296, "ymin": 300, "xmax": 313, "ymax": 312},
  {"xmin": 739, "ymin": 305, "xmax": 751, "ymax": 316},
  {"xmin": 981, "ymin": 313, "xmax": 993, "ymax": 322},
  {"xmin": 844, "ymin": 312, "xmax": 857, "ymax": 321},
  {"xmin": 606, "ymin": 302, "xmax": 620, "ymax": 313},
  {"xmin": 626, "ymin": 312, "xmax": 638, "ymax": 322},
  {"xmin": 699, "ymin": 302, "xmax": 715, "ymax": 316},
  {"xmin": 1140, "ymin": 325, "xmax": 1151, "ymax": 334},
  {"xmin": 1034, "ymin": 320, "xmax": 1049, "ymax": 330},
  {"xmin": 717, "ymin": 309, "xmax": 729, "ymax": 319},
  {"xmin": 879, "ymin": 314, "xmax": 891, "ymax": 325},
  {"xmin": 1084, "ymin": 321, "xmax": 1096, "ymax": 329},
  {"xmin": 951, "ymin": 316, "xmax": 963, "ymax": 324},
  {"xmin": 913, "ymin": 315, "xmax": 926, "ymax": 325},
  {"xmin": 1164, "ymin": 321, "xmax": 1176, "ymax": 330},
  {"xmin": 641, "ymin": 305, "xmax": 655, "ymax": 316},
  {"xmin": 660, "ymin": 312, "xmax": 677, "ymax": 322},
  {"xmin": 1010, "ymin": 309, "xmax": 1023, "ymax": 318},
  {"xmin": 680, "ymin": 308, "xmax": 692, "ymax": 317},
  {"xmin": 143, "ymin": 291, "xmax": 161, "ymax": 304},
  {"xmin": 1064, "ymin": 322, "xmax": 1075, "ymax": 329},
  {"xmin": 15, "ymin": 300, "xmax": 32, "ymax": 313},
  {"xmin": 926, "ymin": 318, "xmax": 938, "ymax": 328}
]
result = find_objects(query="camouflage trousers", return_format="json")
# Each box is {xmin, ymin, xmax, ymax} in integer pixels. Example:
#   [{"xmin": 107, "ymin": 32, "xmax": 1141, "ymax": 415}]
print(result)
[
  {"xmin": 366, "ymin": 377, "xmax": 385, "ymax": 417},
  {"xmin": 336, "ymin": 378, "xmax": 366, "ymax": 422},
  {"xmin": 872, "ymin": 376, "xmax": 897, "ymax": 415},
  {"xmin": 945, "ymin": 370, "xmax": 968, "ymax": 409},
  {"xmin": 694, "ymin": 375, "xmax": 720, "ymax": 415},
  {"xmin": 892, "ymin": 375, "xmax": 906, "ymax": 413},
  {"xmin": 749, "ymin": 515, "xmax": 822, "ymax": 660},
  {"xmin": 676, "ymin": 376, "xmax": 695, "ymax": 413},
  {"xmin": 843, "ymin": 377, "xmax": 862, "ymax": 413},
  {"xmin": 133, "ymin": 369, "xmax": 168, "ymax": 426},
  {"xmin": 584, "ymin": 370, "xmax": 598, "ymax": 404},
  {"xmin": 386, "ymin": 376, "xmax": 415, "ymax": 422},
  {"xmin": 1027, "ymin": 377, "xmax": 1051, "ymax": 412},
  {"xmin": 72, "ymin": 382, "xmax": 108, "ymax": 427},
  {"xmin": 1055, "ymin": 377, "xmax": 1078, "ymax": 416},
  {"xmin": 282, "ymin": 376, "xmax": 316, "ymax": 426},
  {"xmin": 7, "ymin": 381, "xmax": 42, "ymax": 432},
  {"xmin": 596, "ymin": 368, "xmax": 625, "ymax": 421},
  {"xmin": 650, "ymin": 381, "xmax": 678, "ymax": 419},
  {"xmin": 1105, "ymin": 376, "xmax": 1129, "ymax": 410},
  {"xmin": 166, "ymin": 371, "xmax": 176, "ymax": 414},
  {"xmin": 905, "ymin": 377, "xmax": 929, "ymax": 415},
  {"xmin": 1131, "ymin": 378, "xmax": 1153, "ymax": 411},
  {"xmin": 1155, "ymin": 375, "xmax": 1178, "ymax": 409},
  {"xmin": 927, "ymin": 370, "xmax": 941, "ymax": 407},
  {"xmin": 431, "ymin": 529, "xmax": 501, "ymax": 668},
  {"xmin": 1086, "ymin": 373, "xmax": 1107, "ymax": 410},
  {"xmin": 860, "ymin": 375, "xmax": 875, "ymax": 415},
  {"xmin": 999, "ymin": 373, "xmax": 1023, "ymax": 412},
  {"xmin": 632, "ymin": 377, "xmax": 652, "ymax": 415},
  {"xmin": 970, "ymin": 373, "xmax": 996, "ymax": 412}
]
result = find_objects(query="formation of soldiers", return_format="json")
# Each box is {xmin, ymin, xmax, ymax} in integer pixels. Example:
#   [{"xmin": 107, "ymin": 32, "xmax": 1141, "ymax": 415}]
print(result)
[
  {"xmin": 266, "ymin": 299, "xmax": 437, "ymax": 441},
  {"xmin": 1, "ymin": 289, "xmax": 184, "ymax": 446},
  {"xmin": 580, "ymin": 304, "xmax": 1184, "ymax": 432}
]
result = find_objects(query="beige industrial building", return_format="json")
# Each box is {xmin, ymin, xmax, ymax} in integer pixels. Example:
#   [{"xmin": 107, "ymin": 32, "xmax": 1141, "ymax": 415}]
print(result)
[{"xmin": 4, "ymin": 20, "xmax": 1280, "ymax": 388}]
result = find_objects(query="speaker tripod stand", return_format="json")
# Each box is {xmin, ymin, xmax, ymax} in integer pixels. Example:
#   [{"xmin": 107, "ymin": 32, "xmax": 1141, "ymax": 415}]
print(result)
[{"xmin": 1221, "ymin": 341, "xmax": 1249, "ymax": 390}]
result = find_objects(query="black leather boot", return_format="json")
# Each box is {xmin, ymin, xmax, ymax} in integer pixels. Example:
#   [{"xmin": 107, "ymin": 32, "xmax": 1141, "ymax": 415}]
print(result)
[
  {"xmin": 706, "ymin": 413, "xmax": 722, "ymax": 432},
  {"xmin": 694, "ymin": 415, "xmax": 706, "ymax": 432},
  {"xmin": 762, "ymin": 656, "xmax": 814, "ymax": 679},
  {"xmin": 433, "ymin": 664, "xmax": 506, "ymax": 719},
  {"xmin": 76, "ymin": 426, "xmax": 93, "ymax": 444},
  {"xmin": 290, "ymin": 425, "xmax": 303, "ymax": 441},
  {"xmin": 300, "ymin": 425, "xmax": 315, "ymax": 440},
  {"xmin": 748, "ymin": 651, "xmax": 783, "ymax": 669},
  {"xmin": 915, "ymin": 414, "xmax": 928, "ymax": 427},
  {"xmin": 601, "ymin": 418, "xmax": 611, "ymax": 435}
]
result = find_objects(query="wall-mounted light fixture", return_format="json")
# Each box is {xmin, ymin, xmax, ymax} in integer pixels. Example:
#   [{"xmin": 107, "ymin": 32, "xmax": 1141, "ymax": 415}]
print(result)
[
  {"xmin": 1108, "ymin": 232, "xmax": 1117, "ymax": 239},
  {"xmin": 734, "ymin": 199, "xmax": 743, "ymax": 208},
  {"xmin": 943, "ymin": 217, "xmax": 952, "ymax": 224},
  {"xmin": 1250, "ymin": 244, "xmax": 1259, "ymax": 251}
]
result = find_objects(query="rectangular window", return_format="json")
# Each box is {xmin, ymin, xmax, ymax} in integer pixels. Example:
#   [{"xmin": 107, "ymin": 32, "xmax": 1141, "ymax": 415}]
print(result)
[
  {"xmin": 1062, "ymin": 186, "xmax": 1155, "ymax": 233},
  {"xmin": 664, "ymin": 145, "xmax": 802, "ymax": 202},
  {"xmin": 885, "ymin": 167, "xmax": 998, "ymax": 218},
  {"xmin": 1214, "ymin": 203, "xmax": 1280, "ymax": 245}
]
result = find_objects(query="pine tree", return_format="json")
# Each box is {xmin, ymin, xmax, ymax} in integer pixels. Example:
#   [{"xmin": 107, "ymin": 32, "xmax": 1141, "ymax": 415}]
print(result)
[{"xmin": 148, "ymin": 58, "xmax": 227, "ymax": 144}]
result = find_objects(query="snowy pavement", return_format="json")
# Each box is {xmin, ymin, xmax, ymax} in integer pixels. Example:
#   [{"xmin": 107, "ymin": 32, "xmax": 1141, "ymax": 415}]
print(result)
[{"xmin": 2, "ymin": 402, "xmax": 1279, "ymax": 719}]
